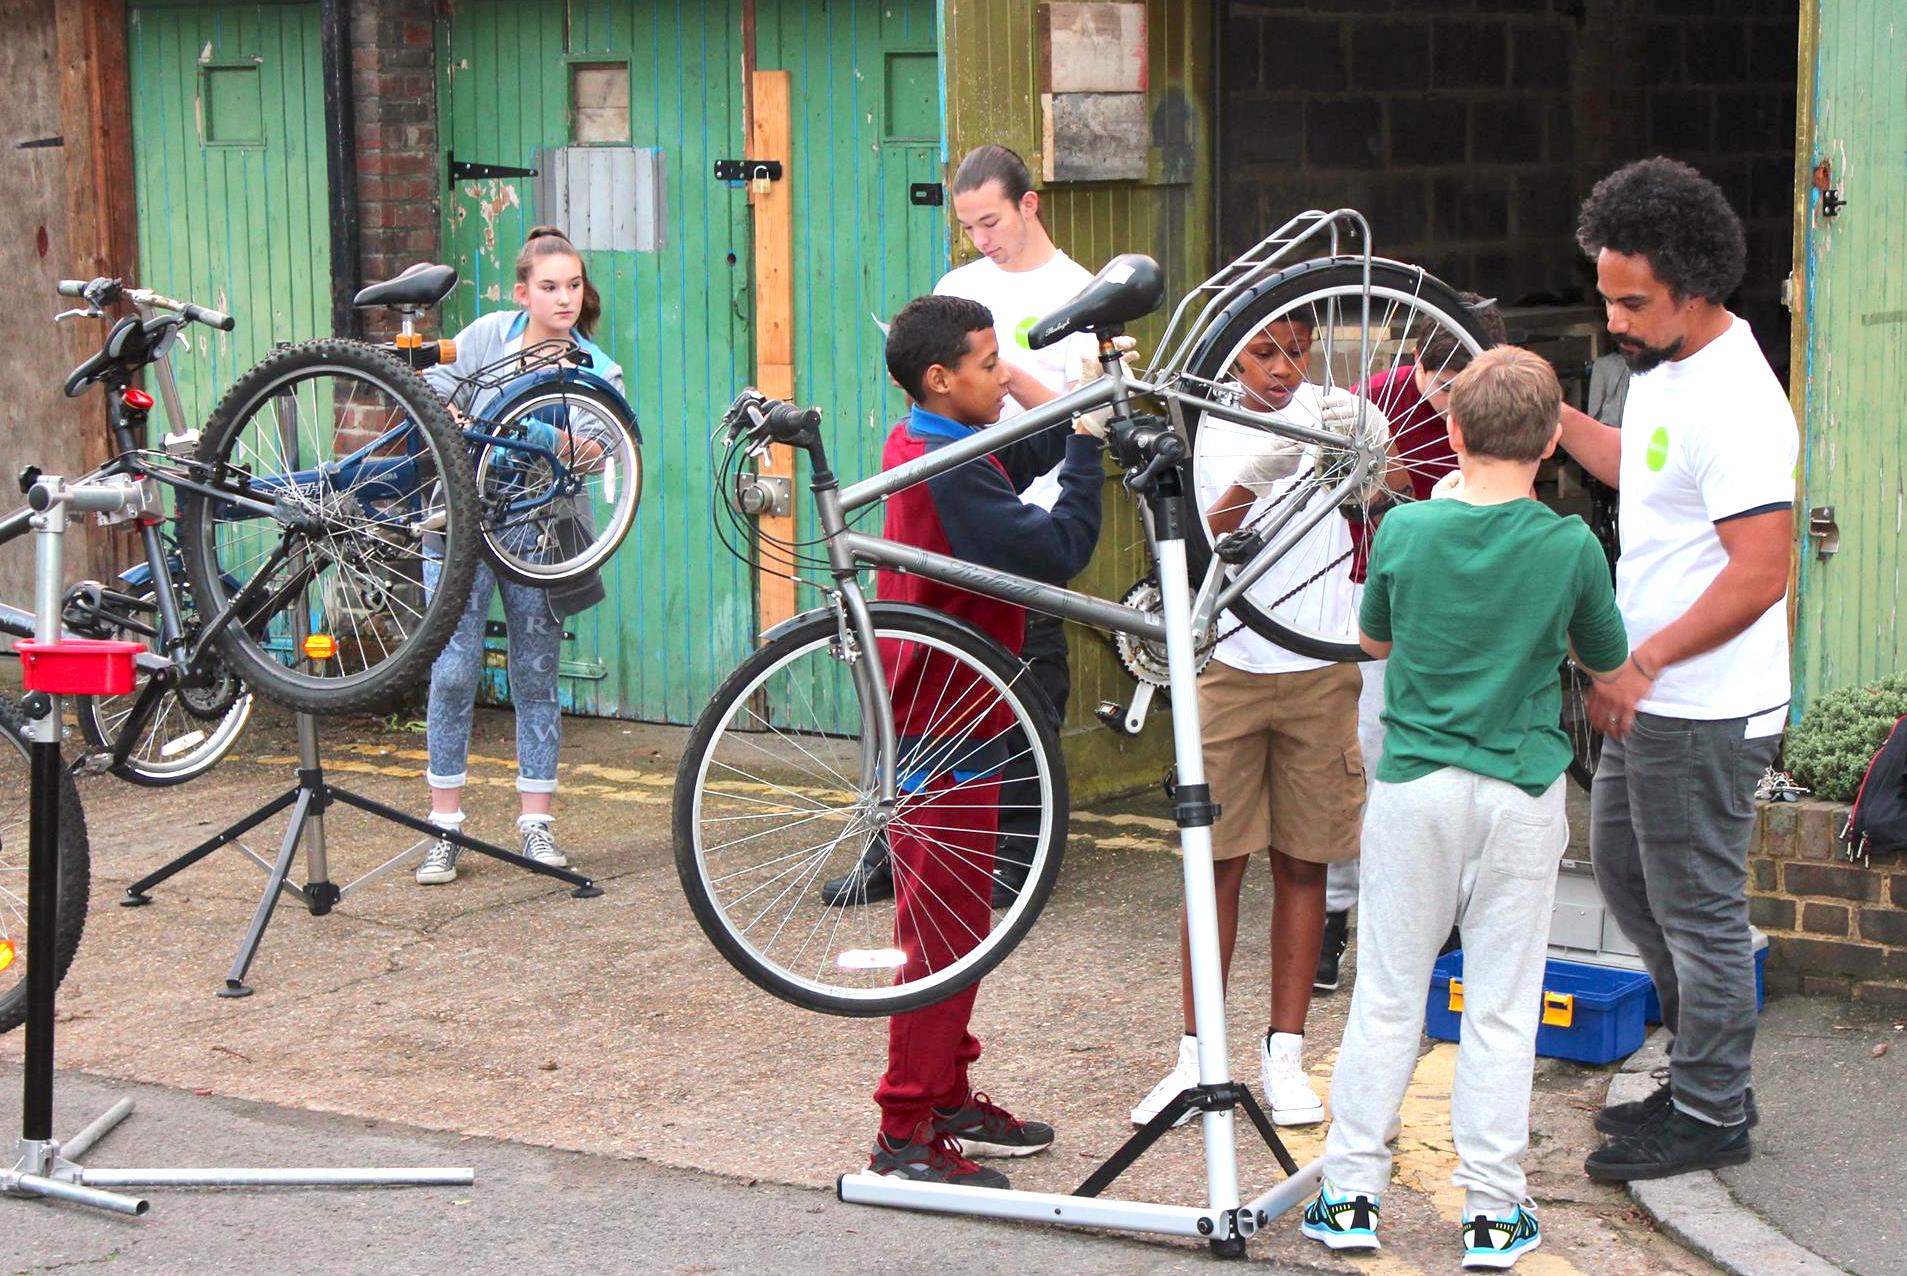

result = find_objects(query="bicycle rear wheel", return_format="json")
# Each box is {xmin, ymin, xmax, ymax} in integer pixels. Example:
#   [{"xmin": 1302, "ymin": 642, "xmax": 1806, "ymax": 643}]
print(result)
[
  {"xmin": 1181, "ymin": 259, "xmax": 1492, "ymax": 663},
  {"xmin": 0, "ymin": 697, "xmax": 90, "ymax": 1036},
  {"xmin": 1560, "ymin": 661, "xmax": 1603, "ymax": 790},
  {"xmin": 178, "ymin": 340, "xmax": 479, "ymax": 715},
  {"xmin": 675, "ymin": 606, "xmax": 1066, "ymax": 1017},
  {"xmin": 474, "ymin": 379, "xmax": 642, "ymax": 587},
  {"xmin": 70, "ymin": 575, "xmax": 254, "ymax": 787}
]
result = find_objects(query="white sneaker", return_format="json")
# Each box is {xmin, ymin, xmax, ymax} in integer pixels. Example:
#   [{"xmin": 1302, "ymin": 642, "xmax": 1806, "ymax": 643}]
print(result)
[
  {"xmin": 1261, "ymin": 1032, "xmax": 1324, "ymax": 1126},
  {"xmin": 519, "ymin": 817, "xmax": 567, "ymax": 868},
  {"xmin": 415, "ymin": 834, "xmax": 461, "ymax": 885},
  {"xmin": 1131, "ymin": 1035, "xmax": 1201, "ymax": 1127}
]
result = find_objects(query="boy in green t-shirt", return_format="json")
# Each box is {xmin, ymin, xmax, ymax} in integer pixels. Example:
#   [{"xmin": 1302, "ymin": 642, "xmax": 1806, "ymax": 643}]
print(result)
[{"xmin": 1300, "ymin": 348, "xmax": 1629, "ymax": 1270}]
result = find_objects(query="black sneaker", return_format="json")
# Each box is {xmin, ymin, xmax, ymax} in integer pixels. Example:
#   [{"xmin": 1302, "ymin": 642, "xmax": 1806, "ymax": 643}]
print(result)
[
  {"xmin": 1315, "ymin": 909, "xmax": 1350, "ymax": 992},
  {"xmin": 990, "ymin": 861, "xmax": 1030, "ymax": 909},
  {"xmin": 869, "ymin": 1122, "xmax": 1009, "ymax": 1189},
  {"xmin": 932, "ymin": 1091, "xmax": 1054, "ymax": 1158},
  {"xmin": 1595, "ymin": 1072, "xmax": 1759, "ymax": 1137},
  {"xmin": 1583, "ymin": 1107, "xmax": 1751, "ymax": 1182},
  {"xmin": 819, "ymin": 838, "xmax": 893, "ymax": 907}
]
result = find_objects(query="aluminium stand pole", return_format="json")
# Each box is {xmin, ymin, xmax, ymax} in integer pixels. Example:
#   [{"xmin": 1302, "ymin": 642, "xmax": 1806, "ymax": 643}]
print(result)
[{"xmin": 838, "ymin": 475, "xmax": 1321, "ymax": 1257}]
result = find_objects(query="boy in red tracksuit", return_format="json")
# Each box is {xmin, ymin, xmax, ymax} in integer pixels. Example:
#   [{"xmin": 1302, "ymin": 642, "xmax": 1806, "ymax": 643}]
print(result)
[{"xmin": 867, "ymin": 294, "xmax": 1104, "ymax": 1189}]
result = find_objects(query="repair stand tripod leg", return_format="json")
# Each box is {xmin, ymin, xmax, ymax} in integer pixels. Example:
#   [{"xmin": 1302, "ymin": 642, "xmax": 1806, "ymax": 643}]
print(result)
[{"xmin": 4, "ymin": 474, "xmax": 475, "ymax": 1218}]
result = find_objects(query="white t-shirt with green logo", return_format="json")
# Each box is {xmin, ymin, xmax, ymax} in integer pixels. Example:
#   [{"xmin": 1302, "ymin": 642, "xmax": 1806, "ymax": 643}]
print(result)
[
  {"xmin": 1615, "ymin": 315, "xmax": 1797, "ymax": 721},
  {"xmin": 934, "ymin": 251, "xmax": 1097, "ymax": 510}
]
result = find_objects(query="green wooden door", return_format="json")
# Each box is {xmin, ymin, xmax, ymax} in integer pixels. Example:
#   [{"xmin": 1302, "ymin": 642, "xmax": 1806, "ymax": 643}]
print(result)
[
  {"xmin": 126, "ymin": 0, "xmax": 331, "ymax": 432},
  {"xmin": 439, "ymin": 0, "xmax": 754, "ymax": 725},
  {"xmin": 1793, "ymin": 3, "xmax": 1907, "ymax": 704}
]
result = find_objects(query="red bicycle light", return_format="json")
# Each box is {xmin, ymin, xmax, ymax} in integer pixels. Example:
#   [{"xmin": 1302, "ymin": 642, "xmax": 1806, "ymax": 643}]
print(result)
[{"xmin": 122, "ymin": 388, "xmax": 155, "ymax": 411}]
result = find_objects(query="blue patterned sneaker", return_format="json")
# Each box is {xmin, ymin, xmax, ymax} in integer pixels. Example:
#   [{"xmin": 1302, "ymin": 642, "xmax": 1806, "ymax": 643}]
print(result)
[
  {"xmin": 1462, "ymin": 1200, "xmax": 1542, "ymax": 1269},
  {"xmin": 1300, "ymin": 1179, "xmax": 1380, "ymax": 1251}
]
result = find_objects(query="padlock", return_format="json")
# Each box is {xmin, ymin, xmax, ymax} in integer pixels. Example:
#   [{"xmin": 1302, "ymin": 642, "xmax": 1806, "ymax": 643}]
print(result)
[{"xmin": 751, "ymin": 164, "xmax": 773, "ymax": 196}]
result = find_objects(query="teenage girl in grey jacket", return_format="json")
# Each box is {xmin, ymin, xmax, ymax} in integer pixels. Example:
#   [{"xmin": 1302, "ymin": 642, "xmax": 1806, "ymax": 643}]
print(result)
[{"xmin": 414, "ymin": 226, "xmax": 625, "ymax": 885}]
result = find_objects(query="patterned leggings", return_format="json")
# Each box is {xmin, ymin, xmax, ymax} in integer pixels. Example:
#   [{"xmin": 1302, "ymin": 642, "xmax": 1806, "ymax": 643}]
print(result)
[{"xmin": 423, "ymin": 555, "xmax": 562, "ymax": 794}]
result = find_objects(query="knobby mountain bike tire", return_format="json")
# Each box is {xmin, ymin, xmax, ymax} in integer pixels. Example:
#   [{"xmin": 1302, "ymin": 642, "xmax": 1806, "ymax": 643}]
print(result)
[
  {"xmin": 1180, "ymin": 259, "xmax": 1493, "ymax": 663},
  {"xmin": 675, "ymin": 605, "xmax": 1067, "ymax": 1017},
  {"xmin": 0, "ymin": 696, "xmax": 90, "ymax": 1036},
  {"xmin": 474, "ymin": 379, "xmax": 643, "ymax": 588},
  {"xmin": 177, "ymin": 340, "xmax": 479, "ymax": 715}
]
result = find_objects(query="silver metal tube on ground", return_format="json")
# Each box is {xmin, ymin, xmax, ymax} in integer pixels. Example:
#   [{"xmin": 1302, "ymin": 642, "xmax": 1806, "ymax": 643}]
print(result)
[
  {"xmin": 7, "ymin": 1170, "xmax": 149, "ymax": 1215},
  {"xmin": 1153, "ymin": 536, "xmax": 1241, "ymax": 1215},
  {"xmin": 58, "ymin": 1098, "xmax": 136, "ymax": 1162},
  {"xmin": 836, "ymin": 1172, "xmax": 1220, "ymax": 1238},
  {"xmin": 1244, "ymin": 1156, "xmax": 1325, "ymax": 1223},
  {"xmin": 82, "ymin": 1166, "xmax": 475, "ymax": 1188}
]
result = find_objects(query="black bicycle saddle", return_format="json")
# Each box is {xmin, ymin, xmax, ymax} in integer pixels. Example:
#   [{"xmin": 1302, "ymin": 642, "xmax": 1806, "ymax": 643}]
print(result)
[
  {"xmin": 63, "ymin": 314, "xmax": 152, "ymax": 398},
  {"xmin": 352, "ymin": 262, "xmax": 458, "ymax": 309},
  {"xmin": 1025, "ymin": 254, "xmax": 1165, "ymax": 350}
]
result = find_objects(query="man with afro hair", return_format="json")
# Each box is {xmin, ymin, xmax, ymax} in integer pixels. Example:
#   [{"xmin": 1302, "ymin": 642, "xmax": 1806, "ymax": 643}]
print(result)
[{"xmin": 1556, "ymin": 157, "xmax": 1797, "ymax": 1183}]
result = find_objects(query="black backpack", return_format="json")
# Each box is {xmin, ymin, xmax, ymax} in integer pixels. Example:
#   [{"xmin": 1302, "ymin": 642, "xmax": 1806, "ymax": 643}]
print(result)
[{"xmin": 1840, "ymin": 714, "xmax": 1907, "ymax": 862}]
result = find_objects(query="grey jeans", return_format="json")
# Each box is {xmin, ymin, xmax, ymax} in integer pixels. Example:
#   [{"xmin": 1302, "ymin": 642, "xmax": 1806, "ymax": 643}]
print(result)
[{"xmin": 1591, "ymin": 712, "xmax": 1781, "ymax": 1125}]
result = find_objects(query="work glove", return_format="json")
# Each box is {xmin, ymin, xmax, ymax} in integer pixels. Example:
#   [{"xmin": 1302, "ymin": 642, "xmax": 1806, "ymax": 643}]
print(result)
[
  {"xmin": 1073, "ymin": 336, "xmax": 1140, "ymax": 439},
  {"xmin": 1231, "ymin": 431, "xmax": 1305, "ymax": 495},
  {"xmin": 1430, "ymin": 469, "xmax": 1465, "ymax": 500},
  {"xmin": 1318, "ymin": 387, "xmax": 1393, "ymax": 450}
]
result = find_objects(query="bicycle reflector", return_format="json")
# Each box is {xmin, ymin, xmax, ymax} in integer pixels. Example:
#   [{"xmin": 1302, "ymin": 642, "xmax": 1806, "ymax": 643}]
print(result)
[
  {"xmin": 121, "ymin": 387, "xmax": 155, "ymax": 411},
  {"xmin": 302, "ymin": 634, "xmax": 338, "ymax": 661},
  {"xmin": 836, "ymin": 948, "xmax": 908, "ymax": 973},
  {"xmin": 0, "ymin": 937, "xmax": 14, "ymax": 974}
]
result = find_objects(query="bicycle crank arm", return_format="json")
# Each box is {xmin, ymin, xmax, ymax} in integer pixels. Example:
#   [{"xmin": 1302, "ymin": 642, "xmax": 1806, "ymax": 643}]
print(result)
[{"xmin": 1094, "ymin": 681, "xmax": 1159, "ymax": 737}]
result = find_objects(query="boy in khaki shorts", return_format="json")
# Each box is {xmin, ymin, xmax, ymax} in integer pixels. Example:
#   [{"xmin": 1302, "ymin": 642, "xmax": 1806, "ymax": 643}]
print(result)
[{"xmin": 1131, "ymin": 313, "xmax": 1368, "ymax": 1128}]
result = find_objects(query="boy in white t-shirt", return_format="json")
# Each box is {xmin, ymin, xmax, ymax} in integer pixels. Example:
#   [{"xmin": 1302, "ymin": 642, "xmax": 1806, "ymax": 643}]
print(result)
[
  {"xmin": 1130, "ymin": 314, "xmax": 1387, "ymax": 1128},
  {"xmin": 1557, "ymin": 158, "xmax": 1797, "ymax": 1183}
]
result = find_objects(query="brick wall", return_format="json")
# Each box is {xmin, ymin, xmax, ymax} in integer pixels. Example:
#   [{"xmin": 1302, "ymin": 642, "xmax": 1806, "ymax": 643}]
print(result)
[
  {"xmin": 1220, "ymin": 0, "xmax": 1799, "ymax": 375},
  {"xmin": 1752, "ymin": 801, "xmax": 1907, "ymax": 1008},
  {"xmin": 349, "ymin": 2, "xmax": 440, "ymax": 341}
]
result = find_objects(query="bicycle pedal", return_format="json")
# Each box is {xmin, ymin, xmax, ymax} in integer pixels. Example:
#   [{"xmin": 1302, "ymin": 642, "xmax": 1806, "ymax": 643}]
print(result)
[
  {"xmin": 1094, "ymin": 700, "xmax": 1134, "ymax": 736},
  {"xmin": 1214, "ymin": 529, "xmax": 1263, "ymax": 565},
  {"xmin": 73, "ymin": 751, "xmax": 115, "ymax": 777}
]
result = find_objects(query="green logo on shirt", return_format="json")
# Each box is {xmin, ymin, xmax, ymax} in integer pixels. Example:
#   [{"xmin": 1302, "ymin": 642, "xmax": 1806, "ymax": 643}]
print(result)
[
  {"xmin": 1014, "ymin": 315, "xmax": 1037, "ymax": 350},
  {"xmin": 1645, "ymin": 426, "xmax": 1670, "ymax": 472}
]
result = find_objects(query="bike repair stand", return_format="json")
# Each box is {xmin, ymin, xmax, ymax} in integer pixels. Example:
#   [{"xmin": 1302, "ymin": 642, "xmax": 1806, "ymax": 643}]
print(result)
[
  {"xmin": 837, "ymin": 427, "xmax": 1323, "ymax": 1258},
  {"xmin": 3, "ymin": 473, "xmax": 473, "ymax": 1216}
]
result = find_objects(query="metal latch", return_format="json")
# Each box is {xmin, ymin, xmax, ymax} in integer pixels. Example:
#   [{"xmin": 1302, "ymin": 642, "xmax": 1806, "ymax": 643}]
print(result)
[
  {"xmin": 909, "ymin": 182, "xmax": 944, "ymax": 207},
  {"xmin": 714, "ymin": 159, "xmax": 783, "ymax": 192},
  {"xmin": 1813, "ymin": 160, "xmax": 1848, "ymax": 218},
  {"xmin": 1808, "ymin": 506, "xmax": 1839, "ymax": 558},
  {"xmin": 734, "ymin": 472, "xmax": 791, "ymax": 518}
]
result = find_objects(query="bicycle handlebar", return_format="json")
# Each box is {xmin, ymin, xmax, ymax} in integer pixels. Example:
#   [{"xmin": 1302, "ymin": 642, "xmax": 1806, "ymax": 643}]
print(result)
[{"xmin": 55, "ymin": 277, "xmax": 236, "ymax": 331}]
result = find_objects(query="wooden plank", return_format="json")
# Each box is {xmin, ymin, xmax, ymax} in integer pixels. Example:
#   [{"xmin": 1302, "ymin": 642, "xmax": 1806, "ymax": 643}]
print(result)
[{"xmin": 750, "ymin": 68, "xmax": 798, "ymax": 631}]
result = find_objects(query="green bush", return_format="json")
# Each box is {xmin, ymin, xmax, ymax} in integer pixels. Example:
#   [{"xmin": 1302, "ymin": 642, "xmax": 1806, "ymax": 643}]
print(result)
[{"xmin": 1786, "ymin": 673, "xmax": 1907, "ymax": 801}]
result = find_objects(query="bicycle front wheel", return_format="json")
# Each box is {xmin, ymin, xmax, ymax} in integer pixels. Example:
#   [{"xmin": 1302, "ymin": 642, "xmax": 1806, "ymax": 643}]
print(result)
[
  {"xmin": 1182, "ymin": 259, "xmax": 1492, "ymax": 663},
  {"xmin": 178, "ymin": 340, "xmax": 479, "ymax": 715},
  {"xmin": 0, "ymin": 696, "xmax": 91, "ymax": 1036},
  {"xmin": 675, "ymin": 607, "xmax": 1067, "ymax": 1017},
  {"xmin": 474, "ymin": 380, "xmax": 642, "ymax": 587}
]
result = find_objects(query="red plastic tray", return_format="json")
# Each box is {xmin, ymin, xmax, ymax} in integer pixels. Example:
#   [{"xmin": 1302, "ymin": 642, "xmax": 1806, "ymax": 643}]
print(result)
[{"xmin": 14, "ymin": 639, "xmax": 145, "ymax": 696}]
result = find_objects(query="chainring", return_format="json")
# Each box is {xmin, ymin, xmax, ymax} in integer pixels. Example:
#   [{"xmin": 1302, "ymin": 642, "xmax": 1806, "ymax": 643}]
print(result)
[{"xmin": 1114, "ymin": 577, "xmax": 1214, "ymax": 688}]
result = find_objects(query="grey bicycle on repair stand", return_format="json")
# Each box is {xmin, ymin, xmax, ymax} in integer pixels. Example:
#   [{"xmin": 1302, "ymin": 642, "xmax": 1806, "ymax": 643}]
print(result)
[{"xmin": 673, "ymin": 209, "xmax": 1491, "ymax": 1257}]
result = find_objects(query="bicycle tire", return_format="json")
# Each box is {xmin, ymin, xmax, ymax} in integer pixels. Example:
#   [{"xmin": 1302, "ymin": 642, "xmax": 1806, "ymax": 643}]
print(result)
[
  {"xmin": 1560, "ymin": 661, "xmax": 1602, "ymax": 791},
  {"xmin": 675, "ymin": 605, "xmax": 1067, "ymax": 1017},
  {"xmin": 1181, "ymin": 259, "xmax": 1493, "ymax": 663},
  {"xmin": 71, "ymin": 578, "xmax": 255, "ymax": 788},
  {"xmin": 177, "ymin": 340, "xmax": 479, "ymax": 715},
  {"xmin": 0, "ymin": 696, "xmax": 91, "ymax": 1036},
  {"xmin": 473, "ymin": 379, "xmax": 643, "ymax": 588}
]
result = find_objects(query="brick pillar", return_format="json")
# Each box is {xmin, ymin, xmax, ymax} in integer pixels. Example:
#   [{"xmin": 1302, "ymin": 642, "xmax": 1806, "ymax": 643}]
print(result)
[
  {"xmin": 350, "ymin": 3, "xmax": 439, "ymax": 342},
  {"xmin": 1752, "ymin": 801, "xmax": 1907, "ymax": 1007}
]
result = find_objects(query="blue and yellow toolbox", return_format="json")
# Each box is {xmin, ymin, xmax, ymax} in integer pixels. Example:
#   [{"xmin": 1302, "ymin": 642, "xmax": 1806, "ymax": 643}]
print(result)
[{"xmin": 1426, "ymin": 951, "xmax": 1655, "ymax": 1065}]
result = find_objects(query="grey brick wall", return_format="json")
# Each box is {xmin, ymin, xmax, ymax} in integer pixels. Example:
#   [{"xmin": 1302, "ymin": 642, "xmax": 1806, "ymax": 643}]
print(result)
[{"xmin": 1220, "ymin": 0, "xmax": 1799, "ymax": 375}]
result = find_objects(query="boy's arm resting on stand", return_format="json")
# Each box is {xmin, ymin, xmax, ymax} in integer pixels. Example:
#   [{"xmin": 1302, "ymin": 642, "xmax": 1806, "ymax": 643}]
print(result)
[
  {"xmin": 931, "ymin": 434, "xmax": 1105, "ymax": 584},
  {"xmin": 1558, "ymin": 403, "xmax": 1622, "ymax": 487}
]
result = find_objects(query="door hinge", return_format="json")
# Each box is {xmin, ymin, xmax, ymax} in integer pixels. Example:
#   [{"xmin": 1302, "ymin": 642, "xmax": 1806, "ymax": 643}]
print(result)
[
  {"xmin": 448, "ymin": 152, "xmax": 538, "ymax": 190},
  {"xmin": 1808, "ymin": 506, "xmax": 1840, "ymax": 559}
]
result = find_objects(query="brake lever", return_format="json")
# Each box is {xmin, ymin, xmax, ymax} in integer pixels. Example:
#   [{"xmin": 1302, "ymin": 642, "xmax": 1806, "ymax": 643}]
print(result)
[{"xmin": 53, "ymin": 305, "xmax": 102, "ymax": 324}]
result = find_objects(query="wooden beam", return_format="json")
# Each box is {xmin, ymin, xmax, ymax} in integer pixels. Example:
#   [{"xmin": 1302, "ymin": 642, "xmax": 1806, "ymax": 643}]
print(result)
[{"xmin": 749, "ymin": 69, "xmax": 799, "ymax": 633}]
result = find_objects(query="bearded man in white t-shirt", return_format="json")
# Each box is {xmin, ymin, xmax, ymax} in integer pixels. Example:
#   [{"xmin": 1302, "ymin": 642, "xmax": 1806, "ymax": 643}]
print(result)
[
  {"xmin": 818, "ymin": 144, "xmax": 1101, "ymax": 909},
  {"xmin": 1556, "ymin": 158, "xmax": 1797, "ymax": 1184}
]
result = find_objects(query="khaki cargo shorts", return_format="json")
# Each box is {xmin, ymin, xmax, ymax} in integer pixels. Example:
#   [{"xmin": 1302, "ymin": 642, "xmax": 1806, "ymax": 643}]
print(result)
[{"xmin": 1197, "ymin": 658, "xmax": 1365, "ymax": 863}]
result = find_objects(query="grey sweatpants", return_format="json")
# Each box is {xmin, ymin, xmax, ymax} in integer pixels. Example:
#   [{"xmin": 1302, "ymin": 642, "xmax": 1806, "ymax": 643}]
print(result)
[
  {"xmin": 1324, "ymin": 767, "xmax": 1567, "ymax": 1214},
  {"xmin": 1325, "ymin": 659, "xmax": 1387, "ymax": 915},
  {"xmin": 1591, "ymin": 712, "xmax": 1780, "ymax": 1125}
]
